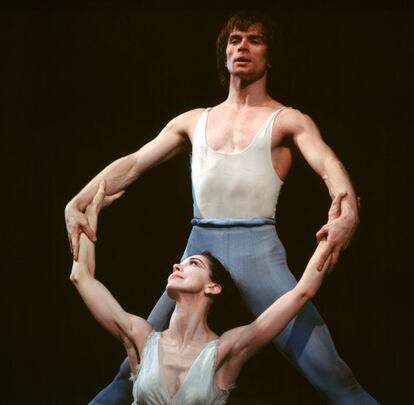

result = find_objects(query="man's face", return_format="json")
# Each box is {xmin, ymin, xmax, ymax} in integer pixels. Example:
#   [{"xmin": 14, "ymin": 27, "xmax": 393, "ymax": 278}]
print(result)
[{"xmin": 225, "ymin": 23, "xmax": 269, "ymax": 81}]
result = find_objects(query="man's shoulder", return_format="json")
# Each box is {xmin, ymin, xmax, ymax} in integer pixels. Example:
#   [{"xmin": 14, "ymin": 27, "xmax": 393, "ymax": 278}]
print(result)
[
  {"xmin": 164, "ymin": 108, "xmax": 206, "ymax": 138},
  {"xmin": 279, "ymin": 106, "xmax": 308, "ymax": 120},
  {"xmin": 173, "ymin": 107, "xmax": 205, "ymax": 124},
  {"xmin": 180, "ymin": 107, "xmax": 206, "ymax": 116},
  {"xmin": 277, "ymin": 107, "xmax": 316, "ymax": 133}
]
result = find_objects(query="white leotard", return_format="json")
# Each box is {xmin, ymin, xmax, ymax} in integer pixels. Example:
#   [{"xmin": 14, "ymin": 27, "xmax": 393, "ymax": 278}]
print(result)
[{"xmin": 132, "ymin": 331, "xmax": 231, "ymax": 405}]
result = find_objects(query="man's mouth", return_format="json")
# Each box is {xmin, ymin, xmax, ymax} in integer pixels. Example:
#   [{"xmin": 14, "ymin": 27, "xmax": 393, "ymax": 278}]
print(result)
[{"xmin": 235, "ymin": 57, "xmax": 250, "ymax": 62}]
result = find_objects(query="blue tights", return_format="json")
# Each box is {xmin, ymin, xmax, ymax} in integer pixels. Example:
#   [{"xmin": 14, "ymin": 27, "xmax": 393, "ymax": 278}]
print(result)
[{"xmin": 90, "ymin": 220, "xmax": 377, "ymax": 404}]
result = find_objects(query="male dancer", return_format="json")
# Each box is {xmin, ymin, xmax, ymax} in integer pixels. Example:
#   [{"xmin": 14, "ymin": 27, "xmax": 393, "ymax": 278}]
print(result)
[{"xmin": 66, "ymin": 11, "xmax": 377, "ymax": 404}]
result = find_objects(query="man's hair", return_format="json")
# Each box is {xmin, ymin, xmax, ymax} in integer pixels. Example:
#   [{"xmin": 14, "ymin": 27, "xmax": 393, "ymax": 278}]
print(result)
[{"xmin": 216, "ymin": 10, "xmax": 276, "ymax": 87}]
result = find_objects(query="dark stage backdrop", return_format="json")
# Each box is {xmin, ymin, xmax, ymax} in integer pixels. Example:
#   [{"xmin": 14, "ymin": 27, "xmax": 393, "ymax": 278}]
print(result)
[{"xmin": 4, "ymin": 1, "xmax": 404, "ymax": 404}]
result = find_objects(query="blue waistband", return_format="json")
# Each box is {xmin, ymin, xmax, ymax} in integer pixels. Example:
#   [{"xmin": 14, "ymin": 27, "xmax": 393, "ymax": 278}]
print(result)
[{"xmin": 191, "ymin": 217, "xmax": 275, "ymax": 227}]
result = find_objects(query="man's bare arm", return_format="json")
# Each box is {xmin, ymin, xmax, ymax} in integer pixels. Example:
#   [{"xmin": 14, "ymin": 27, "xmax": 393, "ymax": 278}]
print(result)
[
  {"xmin": 65, "ymin": 109, "xmax": 202, "ymax": 259},
  {"xmin": 280, "ymin": 109, "xmax": 359, "ymax": 271}
]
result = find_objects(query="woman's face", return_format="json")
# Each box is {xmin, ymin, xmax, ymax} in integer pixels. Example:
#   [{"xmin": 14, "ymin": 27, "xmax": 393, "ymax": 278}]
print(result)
[{"xmin": 166, "ymin": 255, "xmax": 216, "ymax": 298}]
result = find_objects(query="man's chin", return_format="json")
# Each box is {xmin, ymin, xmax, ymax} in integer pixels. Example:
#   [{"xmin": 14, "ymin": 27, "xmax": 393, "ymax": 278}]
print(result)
[
  {"xmin": 232, "ymin": 68, "xmax": 266, "ymax": 81},
  {"xmin": 232, "ymin": 72, "xmax": 262, "ymax": 85}
]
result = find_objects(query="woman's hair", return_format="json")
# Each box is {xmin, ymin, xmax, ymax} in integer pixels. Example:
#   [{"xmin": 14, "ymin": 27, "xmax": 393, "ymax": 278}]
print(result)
[
  {"xmin": 216, "ymin": 10, "xmax": 277, "ymax": 87},
  {"xmin": 200, "ymin": 251, "xmax": 252, "ymax": 333},
  {"xmin": 201, "ymin": 251, "xmax": 234, "ymax": 304}
]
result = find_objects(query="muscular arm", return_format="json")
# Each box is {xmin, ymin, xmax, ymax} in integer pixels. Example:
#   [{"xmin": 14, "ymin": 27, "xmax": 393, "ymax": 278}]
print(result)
[
  {"xmin": 65, "ymin": 109, "xmax": 201, "ymax": 259},
  {"xmin": 282, "ymin": 109, "xmax": 359, "ymax": 270},
  {"xmin": 69, "ymin": 183, "xmax": 152, "ymax": 367}
]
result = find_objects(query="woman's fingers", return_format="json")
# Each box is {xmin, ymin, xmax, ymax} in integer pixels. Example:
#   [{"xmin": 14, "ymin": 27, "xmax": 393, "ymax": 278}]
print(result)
[
  {"xmin": 102, "ymin": 190, "xmax": 125, "ymax": 208},
  {"xmin": 327, "ymin": 192, "xmax": 347, "ymax": 222},
  {"xmin": 91, "ymin": 181, "xmax": 106, "ymax": 207}
]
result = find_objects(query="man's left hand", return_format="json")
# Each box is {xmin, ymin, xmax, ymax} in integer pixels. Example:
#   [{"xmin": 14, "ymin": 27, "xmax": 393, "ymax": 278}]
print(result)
[{"xmin": 315, "ymin": 192, "xmax": 359, "ymax": 272}]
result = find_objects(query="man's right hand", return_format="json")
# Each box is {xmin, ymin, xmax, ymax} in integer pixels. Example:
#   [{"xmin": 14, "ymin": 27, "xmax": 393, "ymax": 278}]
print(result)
[
  {"xmin": 64, "ymin": 109, "xmax": 195, "ymax": 260},
  {"xmin": 65, "ymin": 202, "xmax": 97, "ymax": 261}
]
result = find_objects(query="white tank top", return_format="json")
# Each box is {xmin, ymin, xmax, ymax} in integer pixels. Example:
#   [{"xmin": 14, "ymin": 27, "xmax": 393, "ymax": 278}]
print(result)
[{"xmin": 191, "ymin": 107, "xmax": 285, "ymax": 219}]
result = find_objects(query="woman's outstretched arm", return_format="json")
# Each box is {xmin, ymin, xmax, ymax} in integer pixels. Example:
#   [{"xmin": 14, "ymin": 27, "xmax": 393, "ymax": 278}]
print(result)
[
  {"xmin": 69, "ymin": 182, "xmax": 152, "ymax": 366},
  {"xmin": 218, "ymin": 193, "xmax": 346, "ymax": 381}
]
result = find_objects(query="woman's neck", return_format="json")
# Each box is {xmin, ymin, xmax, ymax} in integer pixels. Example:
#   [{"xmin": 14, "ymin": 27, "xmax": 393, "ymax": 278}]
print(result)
[{"xmin": 165, "ymin": 295, "xmax": 214, "ymax": 347}]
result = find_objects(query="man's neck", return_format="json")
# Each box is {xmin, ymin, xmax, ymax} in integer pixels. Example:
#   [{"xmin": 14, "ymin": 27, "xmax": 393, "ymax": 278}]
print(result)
[{"xmin": 226, "ymin": 74, "xmax": 272, "ymax": 108}]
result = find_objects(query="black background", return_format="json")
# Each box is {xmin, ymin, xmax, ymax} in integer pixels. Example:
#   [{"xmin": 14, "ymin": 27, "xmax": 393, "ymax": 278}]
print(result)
[{"xmin": 3, "ymin": 0, "xmax": 407, "ymax": 403}]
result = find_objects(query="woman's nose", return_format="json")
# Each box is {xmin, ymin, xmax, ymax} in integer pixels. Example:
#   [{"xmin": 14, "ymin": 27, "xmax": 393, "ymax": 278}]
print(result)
[{"xmin": 172, "ymin": 263, "xmax": 181, "ymax": 272}]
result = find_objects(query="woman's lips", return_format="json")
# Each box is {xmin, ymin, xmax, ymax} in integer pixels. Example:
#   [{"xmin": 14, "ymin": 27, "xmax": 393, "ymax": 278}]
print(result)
[{"xmin": 169, "ymin": 274, "xmax": 183, "ymax": 281}]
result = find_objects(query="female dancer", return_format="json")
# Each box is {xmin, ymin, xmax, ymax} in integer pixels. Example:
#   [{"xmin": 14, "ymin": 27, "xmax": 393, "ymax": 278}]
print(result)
[{"xmin": 70, "ymin": 182, "xmax": 342, "ymax": 404}]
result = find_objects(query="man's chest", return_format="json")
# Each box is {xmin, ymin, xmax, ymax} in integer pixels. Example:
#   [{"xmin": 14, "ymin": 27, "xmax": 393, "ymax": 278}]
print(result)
[{"xmin": 204, "ymin": 108, "xmax": 285, "ymax": 154}]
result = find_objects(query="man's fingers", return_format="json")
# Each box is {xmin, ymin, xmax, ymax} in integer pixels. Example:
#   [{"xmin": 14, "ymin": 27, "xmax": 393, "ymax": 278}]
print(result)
[
  {"xmin": 317, "ymin": 242, "xmax": 333, "ymax": 271},
  {"xmin": 321, "ymin": 254, "xmax": 332, "ymax": 272},
  {"xmin": 327, "ymin": 248, "xmax": 341, "ymax": 273},
  {"xmin": 316, "ymin": 226, "xmax": 327, "ymax": 243},
  {"xmin": 327, "ymin": 253, "xmax": 338, "ymax": 273}
]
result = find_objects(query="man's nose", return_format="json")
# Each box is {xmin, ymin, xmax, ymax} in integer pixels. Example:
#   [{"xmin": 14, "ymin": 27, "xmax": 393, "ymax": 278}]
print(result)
[{"xmin": 237, "ymin": 38, "xmax": 249, "ymax": 51}]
